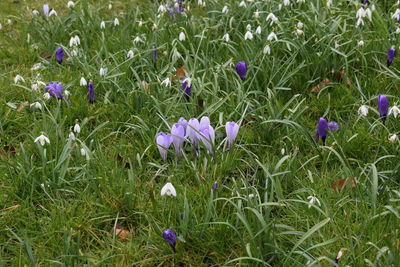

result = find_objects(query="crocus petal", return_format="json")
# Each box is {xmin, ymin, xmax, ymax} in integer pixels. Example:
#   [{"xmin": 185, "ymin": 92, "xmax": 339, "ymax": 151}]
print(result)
[
  {"xmin": 171, "ymin": 123, "xmax": 185, "ymax": 158},
  {"xmin": 225, "ymin": 121, "xmax": 239, "ymax": 149},
  {"xmin": 235, "ymin": 61, "xmax": 247, "ymax": 80}
]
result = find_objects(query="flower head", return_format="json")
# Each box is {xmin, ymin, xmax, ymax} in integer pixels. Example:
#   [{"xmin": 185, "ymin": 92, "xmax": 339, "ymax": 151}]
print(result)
[
  {"xmin": 186, "ymin": 118, "xmax": 200, "ymax": 146},
  {"xmin": 74, "ymin": 123, "xmax": 81, "ymax": 134},
  {"xmin": 388, "ymin": 105, "xmax": 400, "ymax": 118},
  {"xmin": 80, "ymin": 77, "xmax": 87, "ymax": 86},
  {"xmin": 55, "ymin": 47, "xmax": 64, "ymax": 64},
  {"xmin": 162, "ymin": 229, "xmax": 177, "ymax": 251},
  {"xmin": 378, "ymin": 94, "xmax": 389, "ymax": 123},
  {"xmin": 307, "ymin": 195, "xmax": 321, "ymax": 209},
  {"xmin": 328, "ymin": 121, "xmax": 339, "ymax": 131},
  {"xmin": 225, "ymin": 121, "xmax": 239, "ymax": 150},
  {"xmin": 156, "ymin": 132, "xmax": 173, "ymax": 161},
  {"xmin": 387, "ymin": 47, "xmax": 396, "ymax": 67},
  {"xmin": 34, "ymin": 134, "xmax": 50, "ymax": 146},
  {"xmin": 182, "ymin": 78, "xmax": 192, "ymax": 100},
  {"xmin": 212, "ymin": 182, "xmax": 218, "ymax": 195},
  {"xmin": 161, "ymin": 182, "xmax": 177, "ymax": 197},
  {"xmin": 43, "ymin": 4, "xmax": 50, "ymax": 16},
  {"xmin": 88, "ymin": 82, "xmax": 94, "ymax": 103},
  {"xmin": 45, "ymin": 82, "xmax": 64, "ymax": 99},
  {"xmin": 389, "ymin": 134, "xmax": 398, "ymax": 143},
  {"xmin": 152, "ymin": 46, "xmax": 157, "ymax": 61},
  {"xmin": 236, "ymin": 61, "xmax": 247, "ymax": 80},
  {"xmin": 199, "ymin": 124, "xmax": 215, "ymax": 157},
  {"xmin": 171, "ymin": 123, "xmax": 185, "ymax": 161},
  {"xmin": 316, "ymin": 117, "xmax": 328, "ymax": 144},
  {"xmin": 358, "ymin": 105, "xmax": 369, "ymax": 116}
]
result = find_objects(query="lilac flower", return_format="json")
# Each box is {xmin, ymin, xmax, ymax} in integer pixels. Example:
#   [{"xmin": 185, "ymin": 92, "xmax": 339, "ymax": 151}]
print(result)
[
  {"xmin": 167, "ymin": 7, "xmax": 177, "ymax": 17},
  {"xmin": 236, "ymin": 61, "xmax": 247, "ymax": 80},
  {"xmin": 200, "ymin": 124, "xmax": 215, "ymax": 158},
  {"xmin": 178, "ymin": 117, "xmax": 188, "ymax": 132},
  {"xmin": 43, "ymin": 4, "xmax": 50, "ymax": 16},
  {"xmin": 88, "ymin": 82, "xmax": 94, "ymax": 104},
  {"xmin": 225, "ymin": 121, "xmax": 239, "ymax": 150},
  {"xmin": 387, "ymin": 47, "xmax": 396, "ymax": 67},
  {"xmin": 156, "ymin": 132, "xmax": 173, "ymax": 162},
  {"xmin": 152, "ymin": 46, "xmax": 157, "ymax": 61},
  {"xmin": 316, "ymin": 117, "xmax": 328, "ymax": 144},
  {"xmin": 182, "ymin": 78, "xmax": 192, "ymax": 100},
  {"xmin": 212, "ymin": 182, "xmax": 218, "ymax": 195},
  {"xmin": 171, "ymin": 123, "xmax": 185, "ymax": 162},
  {"xmin": 186, "ymin": 118, "xmax": 200, "ymax": 146},
  {"xmin": 378, "ymin": 94, "xmax": 389, "ymax": 123},
  {"xmin": 45, "ymin": 82, "xmax": 64, "ymax": 99},
  {"xmin": 162, "ymin": 229, "xmax": 177, "ymax": 251},
  {"xmin": 177, "ymin": 0, "xmax": 184, "ymax": 13},
  {"xmin": 199, "ymin": 116, "xmax": 210, "ymax": 129},
  {"xmin": 328, "ymin": 121, "xmax": 339, "ymax": 131},
  {"xmin": 55, "ymin": 47, "xmax": 64, "ymax": 64}
]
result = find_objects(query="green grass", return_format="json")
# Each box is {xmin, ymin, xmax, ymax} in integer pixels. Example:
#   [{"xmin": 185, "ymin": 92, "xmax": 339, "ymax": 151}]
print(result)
[{"xmin": 1, "ymin": 0, "xmax": 400, "ymax": 266}]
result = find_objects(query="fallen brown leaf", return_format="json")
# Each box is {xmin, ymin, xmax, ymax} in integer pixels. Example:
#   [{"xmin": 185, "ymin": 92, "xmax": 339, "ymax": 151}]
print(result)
[
  {"xmin": 176, "ymin": 66, "xmax": 185, "ymax": 77},
  {"xmin": 331, "ymin": 178, "xmax": 356, "ymax": 192},
  {"xmin": 311, "ymin": 78, "xmax": 331, "ymax": 93},
  {"xmin": 17, "ymin": 101, "xmax": 29, "ymax": 111},
  {"xmin": 113, "ymin": 225, "xmax": 131, "ymax": 241}
]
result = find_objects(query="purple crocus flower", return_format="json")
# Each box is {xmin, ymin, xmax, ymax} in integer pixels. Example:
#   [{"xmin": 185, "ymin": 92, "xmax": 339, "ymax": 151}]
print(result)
[
  {"xmin": 212, "ymin": 182, "xmax": 218, "ymax": 195},
  {"xmin": 387, "ymin": 47, "xmax": 396, "ymax": 67},
  {"xmin": 45, "ymin": 82, "xmax": 64, "ymax": 99},
  {"xmin": 55, "ymin": 47, "xmax": 64, "ymax": 64},
  {"xmin": 199, "ymin": 116, "xmax": 210, "ymax": 129},
  {"xmin": 177, "ymin": 0, "xmax": 184, "ymax": 13},
  {"xmin": 328, "ymin": 121, "xmax": 339, "ymax": 131},
  {"xmin": 162, "ymin": 229, "xmax": 177, "ymax": 252},
  {"xmin": 186, "ymin": 118, "xmax": 200, "ymax": 146},
  {"xmin": 236, "ymin": 61, "xmax": 247, "ymax": 80},
  {"xmin": 156, "ymin": 132, "xmax": 173, "ymax": 162},
  {"xmin": 178, "ymin": 117, "xmax": 188, "ymax": 134},
  {"xmin": 43, "ymin": 4, "xmax": 50, "ymax": 17},
  {"xmin": 316, "ymin": 117, "xmax": 328, "ymax": 144},
  {"xmin": 182, "ymin": 78, "xmax": 192, "ymax": 100},
  {"xmin": 152, "ymin": 46, "xmax": 157, "ymax": 61},
  {"xmin": 225, "ymin": 121, "xmax": 239, "ymax": 150},
  {"xmin": 377, "ymin": 94, "xmax": 389, "ymax": 123},
  {"xmin": 88, "ymin": 82, "xmax": 94, "ymax": 104},
  {"xmin": 167, "ymin": 7, "xmax": 177, "ymax": 17},
  {"xmin": 171, "ymin": 123, "xmax": 185, "ymax": 163},
  {"xmin": 199, "ymin": 124, "xmax": 215, "ymax": 159},
  {"xmin": 362, "ymin": 0, "xmax": 368, "ymax": 5}
]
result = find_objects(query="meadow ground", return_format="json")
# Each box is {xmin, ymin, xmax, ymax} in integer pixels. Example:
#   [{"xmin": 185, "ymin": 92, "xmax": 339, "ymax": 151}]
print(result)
[{"xmin": 0, "ymin": 0, "xmax": 399, "ymax": 266}]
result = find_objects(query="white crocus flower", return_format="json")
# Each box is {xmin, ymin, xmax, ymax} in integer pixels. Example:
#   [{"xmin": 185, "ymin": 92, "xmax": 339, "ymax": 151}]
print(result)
[
  {"xmin": 222, "ymin": 6, "xmax": 228, "ymax": 14},
  {"xmin": 14, "ymin": 75, "xmax": 25, "ymax": 84},
  {"xmin": 114, "ymin": 18, "xmax": 119, "ymax": 26},
  {"xmin": 358, "ymin": 105, "xmax": 369, "ymax": 116},
  {"xmin": 267, "ymin": 32, "xmax": 278, "ymax": 41},
  {"xmin": 266, "ymin": 13, "xmax": 278, "ymax": 25},
  {"xmin": 34, "ymin": 134, "xmax": 50, "ymax": 146},
  {"xmin": 222, "ymin": 33, "xmax": 230, "ymax": 42},
  {"xmin": 161, "ymin": 78, "xmax": 171, "ymax": 87},
  {"xmin": 161, "ymin": 182, "xmax": 177, "ymax": 197},
  {"xmin": 179, "ymin": 32, "xmax": 186, "ymax": 41},
  {"xmin": 389, "ymin": 134, "xmax": 398, "ymax": 143},
  {"xmin": 43, "ymin": 4, "xmax": 50, "ymax": 16},
  {"xmin": 30, "ymin": 102, "xmax": 42, "ymax": 109},
  {"xmin": 307, "ymin": 195, "xmax": 321, "ymax": 208},
  {"xmin": 244, "ymin": 31, "xmax": 253, "ymax": 40},
  {"xmin": 100, "ymin": 21, "xmax": 105, "ymax": 29},
  {"xmin": 48, "ymin": 9, "xmax": 57, "ymax": 17},
  {"xmin": 67, "ymin": 1, "xmax": 75, "ymax": 8},
  {"xmin": 255, "ymin": 26, "xmax": 261, "ymax": 35},
  {"xmin": 99, "ymin": 67, "xmax": 107, "ymax": 77},
  {"xmin": 389, "ymin": 106, "xmax": 400, "ymax": 118},
  {"xmin": 80, "ymin": 77, "xmax": 87, "ymax": 86},
  {"xmin": 127, "ymin": 50, "xmax": 134, "ymax": 59},
  {"xmin": 263, "ymin": 44, "xmax": 271, "ymax": 55},
  {"xmin": 74, "ymin": 123, "xmax": 81, "ymax": 134}
]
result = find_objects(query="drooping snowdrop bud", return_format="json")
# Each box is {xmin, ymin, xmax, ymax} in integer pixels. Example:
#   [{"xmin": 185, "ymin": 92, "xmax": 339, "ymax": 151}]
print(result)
[
  {"xmin": 74, "ymin": 123, "xmax": 81, "ymax": 134},
  {"xmin": 239, "ymin": 1, "xmax": 246, "ymax": 7},
  {"xmin": 14, "ymin": 74, "xmax": 25, "ymax": 84},
  {"xmin": 222, "ymin": 6, "xmax": 228, "ymax": 14},
  {"xmin": 283, "ymin": 0, "xmax": 290, "ymax": 6},
  {"xmin": 80, "ymin": 148, "xmax": 87, "ymax": 156},
  {"xmin": 114, "ymin": 18, "xmax": 119, "ymax": 26},
  {"xmin": 388, "ymin": 105, "xmax": 400, "ymax": 118},
  {"xmin": 222, "ymin": 33, "xmax": 230, "ymax": 42},
  {"xmin": 307, "ymin": 196, "xmax": 321, "ymax": 208},
  {"xmin": 179, "ymin": 32, "xmax": 185, "ymax": 41},
  {"xmin": 161, "ymin": 78, "xmax": 171, "ymax": 87},
  {"xmin": 100, "ymin": 21, "xmax": 105, "ymax": 29},
  {"xmin": 48, "ymin": 9, "xmax": 57, "ymax": 17},
  {"xmin": 266, "ymin": 13, "xmax": 278, "ymax": 26},
  {"xmin": 67, "ymin": 1, "xmax": 75, "ymax": 8},
  {"xmin": 30, "ymin": 102, "xmax": 42, "ymax": 109},
  {"xmin": 34, "ymin": 134, "xmax": 50, "ymax": 146},
  {"xmin": 32, "ymin": 10, "xmax": 39, "ymax": 16},
  {"xmin": 255, "ymin": 26, "xmax": 261, "ymax": 35},
  {"xmin": 80, "ymin": 77, "xmax": 87, "ymax": 86},
  {"xmin": 127, "ymin": 49, "xmax": 134, "ymax": 59},
  {"xmin": 43, "ymin": 92, "xmax": 51, "ymax": 100},
  {"xmin": 267, "ymin": 32, "xmax": 278, "ymax": 41},
  {"xmin": 99, "ymin": 67, "xmax": 107, "ymax": 77},
  {"xmin": 389, "ymin": 134, "xmax": 398, "ymax": 143},
  {"xmin": 263, "ymin": 44, "xmax": 271, "ymax": 55},
  {"xmin": 244, "ymin": 31, "xmax": 253, "ymax": 40},
  {"xmin": 358, "ymin": 105, "xmax": 369, "ymax": 116},
  {"xmin": 68, "ymin": 132, "xmax": 75, "ymax": 141},
  {"xmin": 161, "ymin": 182, "xmax": 177, "ymax": 197},
  {"xmin": 108, "ymin": 3, "xmax": 112, "ymax": 9},
  {"xmin": 358, "ymin": 40, "xmax": 365, "ymax": 47}
]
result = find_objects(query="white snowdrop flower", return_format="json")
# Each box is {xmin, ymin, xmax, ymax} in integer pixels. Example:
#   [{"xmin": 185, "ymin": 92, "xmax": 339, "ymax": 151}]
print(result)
[
  {"xmin": 371, "ymin": 4, "xmax": 375, "ymax": 12},
  {"xmin": 137, "ymin": 20, "xmax": 143, "ymax": 27},
  {"xmin": 14, "ymin": 75, "xmax": 25, "ymax": 84},
  {"xmin": 80, "ymin": 77, "xmax": 87, "ymax": 86},
  {"xmin": 297, "ymin": 21, "xmax": 304, "ymax": 29},
  {"xmin": 71, "ymin": 49, "xmax": 78, "ymax": 57},
  {"xmin": 32, "ymin": 10, "xmax": 39, "ymax": 16},
  {"xmin": 295, "ymin": 29, "xmax": 304, "ymax": 36},
  {"xmin": 114, "ymin": 18, "xmax": 119, "ymax": 26},
  {"xmin": 37, "ymin": 81, "xmax": 46, "ymax": 87},
  {"xmin": 48, "ymin": 9, "xmax": 57, "ymax": 17},
  {"xmin": 364, "ymin": 8, "xmax": 372, "ymax": 20},
  {"xmin": 100, "ymin": 21, "xmax": 105, "ymax": 29},
  {"xmin": 68, "ymin": 132, "xmax": 76, "ymax": 141},
  {"xmin": 172, "ymin": 49, "xmax": 182, "ymax": 61},
  {"xmin": 263, "ymin": 44, "xmax": 271, "ymax": 55},
  {"xmin": 267, "ymin": 32, "xmax": 278, "ymax": 41},
  {"xmin": 152, "ymin": 23, "xmax": 158, "ymax": 31},
  {"xmin": 158, "ymin": 4, "xmax": 167, "ymax": 13},
  {"xmin": 69, "ymin": 36, "xmax": 78, "ymax": 47},
  {"xmin": 356, "ymin": 7, "xmax": 365, "ymax": 19},
  {"xmin": 254, "ymin": 10, "xmax": 260, "ymax": 19},
  {"xmin": 179, "ymin": 32, "xmax": 186, "ymax": 41},
  {"xmin": 358, "ymin": 40, "xmax": 365, "ymax": 47},
  {"xmin": 133, "ymin": 36, "xmax": 143, "ymax": 43},
  {"xmin": 108, "ymin": 3, "xmax": 113, "ymax": 9},
  {"xmin": 389, "ymin": 134, "xmax": 398, "ymax": 143},
  {"xmin": 334, "ymin": 41, "xmax": 340, "ymax": 49},
  {"xmin": 389, "ymin": 106, "xmax": 400, "ymax": 118},
  {"xmin": 43, "ymin": 92, "xmax": 51, "ymax": 100},
  {"xmin": 358, "ymin": 105, "xmax": 369, "ymax": 116},
  {"xmin": 396, "ymin": 28, "xmax": 400, "ymax": 34},
  {"xmin": 161, "ymin": 182, "xmax": 177, "ymax": 197},
  {"xmin": 239, "ymin": 1, "xmax": 247, "ymax": 7},
  {"xmin": 281, "ymin": 148, "xmax": 285, "ymax": 155},
  {"xmin": 161, "ymin": 78, "xmax": 171, "ymax": 87},
  {"xmin": 266, "ymin": 13, "xmax": 278, "ymax": 25},
  {"xmin": 326, "ymin": 0, "xmax": 332, "ymax": 7},
  {"xmin": 356, "ymin": 17, "xmax": 364, "ymax": 27},
  {"xmin": 283, "ymin": 0, "xmax": 290, "ymax": 6},
  {"xmin": 246, "ymin": 24, "xmax": 252, "ymax": 31},
  {"xmin": 80, "ymin": 148, "xmax": 87, "ymax": 156},
  {"xmin": 244, "ymin": 31, "xmax": 253, "ymax": 40},
  {"xmin": 222, "ymin": 33, "xmax": 230, "ymax": 42},
  {"xmin": 30, "ymin": 102, "xmax": 42, "ymax": 109},
  {"xmin": 391, "ymin": 9, "xmax": 400, "ymax": 20},
  {"xmin": 67, "ymin": 1, "xmax": 75, "ymax": 8},
  {"xmin": 31, "ymin": 83, "xmax": 39, "ymax": 91},
  {"xmin": 127, "ymin": 50, "xmax": 134, "ymax": 59},
  {"xmin": 255, "ymin": 26, "xmax": 262, "ymax": 35},
  {"xmin": 248, "ymin": 194, "xmax": 255, "ymax": 198},
  {"xmin": 307, "ymin": 195, "xmax": 321, "ymax": 209},
  {"xmin": 64, "ymin": 90, "xmax": 70, "ymax": 97},
  {"xmin": 198, "ymin": 0, "xmax": 203, "ymax": 6},
  {"xmin": 31, "ymin": 63, "xmax": 42, "ymax": 71},
  {"xmin": 297, "ymin": 0, "xmax": 305, "ymax": 3},
  {"xmin": 74, "ymin": 123, "xmax": 81, "ymax": 134},
  {"xmin": 34, "ymin": 134, "xmax": 50, "ymax": 146},
  {"xmin": 222, "ymin": 6, "xmax": 228, "ymax": 14},
  {"xmin": 278, "ymin": 4, "xmax": 282, "ymax": 10},
  {"xmin": 99, "ymin": 67, "xmax": 107, "ymax": 77}
]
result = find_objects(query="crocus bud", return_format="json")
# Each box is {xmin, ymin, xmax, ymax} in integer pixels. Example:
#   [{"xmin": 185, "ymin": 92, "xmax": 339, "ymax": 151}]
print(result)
[
  {"xmin": 378, "ymin": 94, "xmax": 389, "ymax": 123},
  {"xmin": 387, "ymin": 47, "xmax": 396, "ymax": 66},
  {"xmin": 88, "ymin": 82, "xmax": 94, "ymax": 104},
  {"xmin": 156, "ymin": 132, "xmax": 173, "ymax": 162},
  {"xmin": 328, "ymin": 121, "xmax": 339, "ymax": 131},
  {"xmin": 225, "ymin": 121, "xmax": 239, "ymax": 150},
  {"xmin": 236, "ymin": 61, "xmax": 247, "ymax": 80},
  {"xmin": 212, "ymin": 182, "xmax": 218, "ymax": 195},
  {"xmin": 186, "ymin": 118, "xmax": 200, "ymax": 146},
  {"xmin": 162, "ymin": 229, "xmax": 177, "ymax": 251},
  {"xmin": 316, "ymin": 117, "xmax": 328, "ymax": 144},
  {"xmin": 182, "ymin": 78, "xmax": 192, "ymax": 100},
  {"xmin": 43, "ymin": 4, "xmax": 50, "ymax": 16},
  {"xmin": 171, "ymin": 123, "xmax": 185, "ymax": 162},
  {"xmin": 55, "ymin": 47, "xmax": 64, "ymax": 64},
  {"xmin": 152, "ymin": 46, "xmax": 157, "ymax": 61},
  {"xmin": 199, "ymin": 124, "xmax": 215, "ymax": 157}
]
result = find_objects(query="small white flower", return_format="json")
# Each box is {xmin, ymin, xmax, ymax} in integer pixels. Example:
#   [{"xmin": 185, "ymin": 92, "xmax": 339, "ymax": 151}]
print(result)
[
  {"xmin": 246, "ymin": 24, "xmax": 252, "ymax": 31},
  {"xmin": 222, "ymin": 6, "xmax": 228, "ymax": 14},
  {"xmin": 389, "ymin": 134, "xmax": 398, "ymax": 143},
  {"xmin": 108, "ymin": 3, "xmax": 113, "ymax": 9},
  {"xmin": 138, "ymin": 20, "xmax": 143, "ymax": 27},
  {"xmin": 267, "ymin": 32, "xmax": 278, "ymax": 41},
  {"xmin": 69, "ymin": 36, "xmax": 80, "ymax": 47},
  {"xmin": 68, "ymin": 132, "xmax": 76, "ymax": 141},
  {"xmin": 248, "ymin": 194, "xmax": 255, "ymax": 198},
  {"xmin": 80, "ymin": 148, "xmax": 87, "ymax": 156},
  {"xmin": 34, "ymin": 134, "xmax": 50, "ymax": 146},
  {"xmin": 254, "ymin": 10, "xmax": 260, "ymax": 19},
  {"xmin": 43, "ymin": 92, "xmax": 51, "ymax": 100},
  {"xmin": 396, "ymin": 28, "xmax": 400, "ymax": 34},
  {"xmin": 161, "ymin": 78, "xmax": 171, "ymax": 87},
  {"xmin": 266, "ymin": 13, "xmax": 278, "ymax": 26},
  {"xmin": 255, "ymin": 26, "xmax": 262, "ymax": 35},
  {"xmin": 263, "ymin": 44, "xmax": 271, "ymax": 55},
  {"xmin": 307, "ymin": 195, "xmax": 321, "ymax": 209},
  {"xmin": 356, "ymin": 17, "xmax": 364, "ymax": 27},
  {"xmin": 74, "ymin": 123, "xmax": 81, "ymax": 134},
  {"xmin": 31, "ymin": 63, "xmax": 43, "ymax": 71},
  {"xmin": 152, "ymin": 23, "xmax": 158, "ymax": 31},
  {"xmin": 389, "ymin": 106, "xmax": 400, "ymax": 118},
  {"xmin": 133, "ymin": 36, "xmax": 143, "ymax": 43},
  {"xmin": 67, "ymin": 1, "xmax": 75, "ymax": 8},
  {"xmin": 64, "ymin": 90, "xmax": 70, "ymax": 97},
  {"xmin": 32, "ymin": 10, "xmax": 40, "ymax": 16},
  {"xmin": 114, "ymin": 18, "xmax": 119, "ymax": 26},
  {"xmin": 127, "ymin": 50, "xmax": 134, "ymax": 59},
  {"xmin": 244, "ymin": 31, "xmax": 253, "ymax": 40},
  {"xmin": 48, "ymin": 9, "xmax": 57, "ymax": 17},
  {"xmin": 31, "ymin": 83, "xmax": 39, "ymax": 91},
  {"xmin": 281, "ymin": 148, "xmax": 285, "ymax": 155},
  {"xmin": 327, "ymin": 0, "xmax": 332, "ymax": 8},
  {"xmin": 239, "ymin": 1, "xmax": 247, "ymax": 7},
  {"xmin": 295, "ymin": 29, "xmax": 304, "ymax": 36},
  {"xmin": 100, "ymin": 21, "xmax": 106, "ymax": 29},
  {"xmin": 99, "ymin": 67, "xmax": 107, "ymax": 77},
  {"xmin": 334, "ymin": 41, "xmax": 340, "ymax": 49},
  {"xmin": 365, "ymin": 8, "xmax": 372, "ymax": 20},
  {"xmin": 14, "ymin": 75, "xmax": 25, "ymax": 84},
  {"xmin": 161, "ymin": 182, "xmax": 177, "ymax": 197},
  {"xmin": 179, "ymin": 32, "xmax": 186, "ymax": 41},
  {"xmin": 283, "ymin": 0, "xmax": 290, "ymax": 6},
  {"xmin": 158, "ymin": 4, "xmax": 167, "ymax": 13},
  {"xmin": 358, "ymin": 40, "xmax": 365, "ymax": 47},
  {"xmin": 222, "ymin": 33, "xmax": 230, "ymax": 42},
  {"xmin": 358, "ymin": 105, "xmax": 369, "ymax": 116},
  {"xmin": 30, "ymin": 102, "xmax": 42, "ymax": 109},
  {"xmin": 392, "ymin": 9, "xmax": 400, "ymax": 21},
  {"xmin": 80, "ymin": 77, "xmax": 87, "ymax": 86},
  {"xmin": 71, "ymin": 49, "xmax": 78, "ymax": 57},
  {"xmin": 297, "ymin": 21, "xmax": 304, "ymax": 29}
]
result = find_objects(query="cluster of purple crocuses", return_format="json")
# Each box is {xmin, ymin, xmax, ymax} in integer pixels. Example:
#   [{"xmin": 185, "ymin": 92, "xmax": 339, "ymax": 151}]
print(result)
[{"xmin": 156, "ymin": 116, "xmax": 239, "ymax": 163}]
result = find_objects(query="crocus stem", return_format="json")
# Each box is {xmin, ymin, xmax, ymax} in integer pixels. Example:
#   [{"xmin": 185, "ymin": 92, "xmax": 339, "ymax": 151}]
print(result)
[
  {"xmin": 171, "ymin": 245, "xmax": 176, "ymax": 253},
  {"xmin": 193, "ymin": 145, "xmax": 198, "ymax": 163}
]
